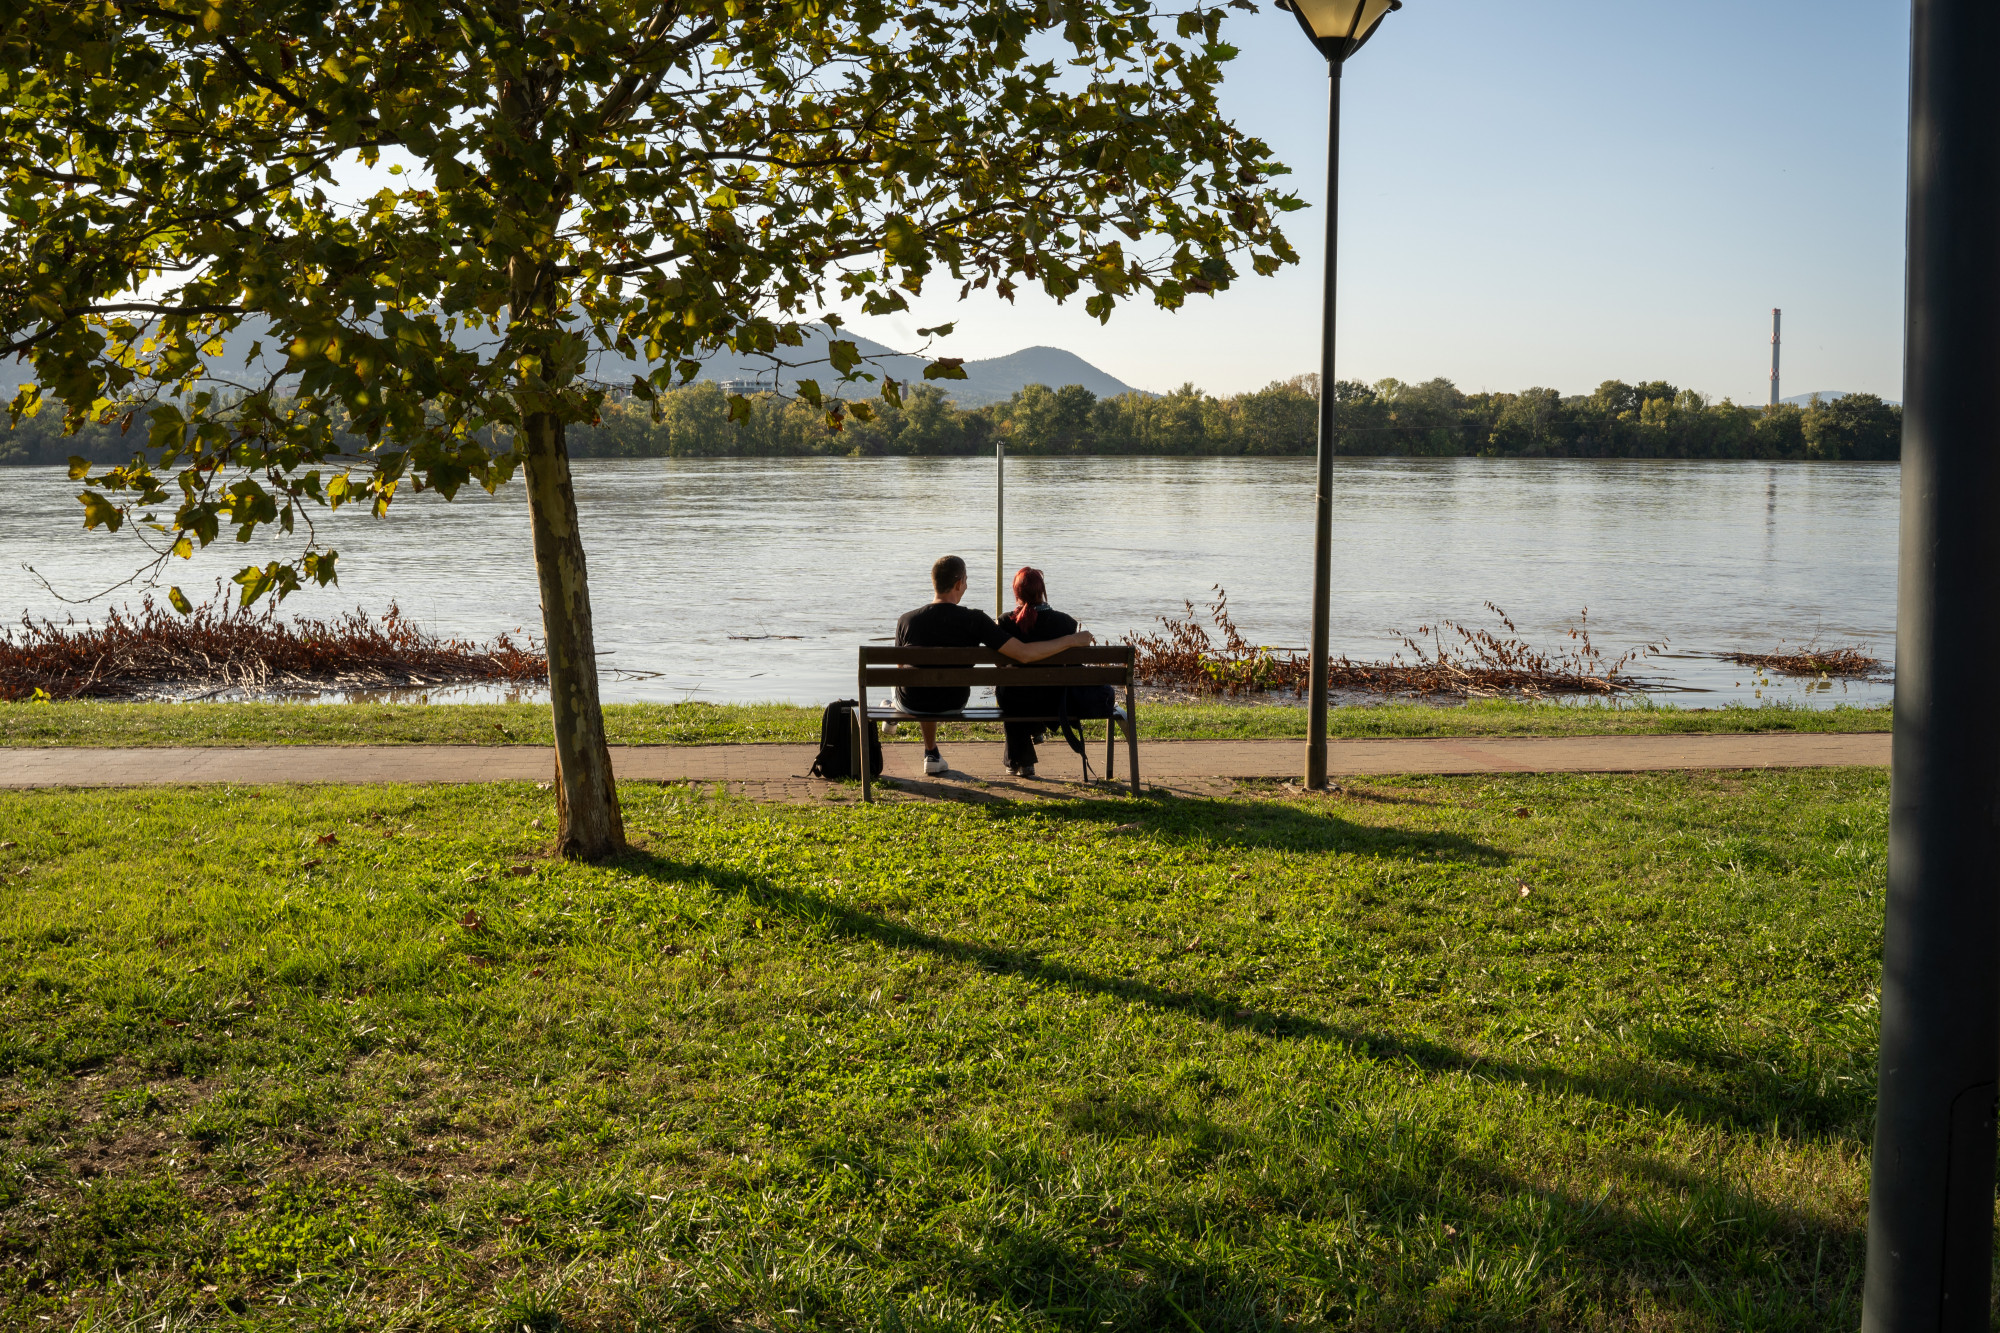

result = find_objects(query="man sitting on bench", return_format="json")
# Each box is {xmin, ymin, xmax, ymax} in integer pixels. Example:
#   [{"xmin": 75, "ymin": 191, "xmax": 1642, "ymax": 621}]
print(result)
[{"xmin": 896, "ymin": 554, "xmax": 1095, "ymax": 775}]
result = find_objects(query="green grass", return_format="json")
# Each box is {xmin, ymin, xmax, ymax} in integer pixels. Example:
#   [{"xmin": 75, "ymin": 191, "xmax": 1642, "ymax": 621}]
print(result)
[
  {"xmin": 0, "ymin": 770, "xmax": 1888, "ymax": 1329},
  {"xmin": 0, "ymin": 697, "xmax": 1892, "ymax": 747}
]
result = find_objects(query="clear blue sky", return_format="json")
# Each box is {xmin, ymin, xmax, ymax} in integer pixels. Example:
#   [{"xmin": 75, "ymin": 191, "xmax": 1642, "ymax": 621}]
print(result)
[{"xmin": 845, "ymin": 0, "xmax": 1912, "ymax": 402}]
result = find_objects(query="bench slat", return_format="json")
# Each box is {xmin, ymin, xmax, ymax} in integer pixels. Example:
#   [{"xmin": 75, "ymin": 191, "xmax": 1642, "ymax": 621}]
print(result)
[
  {"xmin": 864, "ymin": 667, "xmax": 1132, "ymax": 688},
  {"xmin": 870, "ymin": 706, "xmax": 1129, "ymax": 723},
  {"xmin": 859, "ymin": 646, "xmax": 1133, "ymax": 666}
]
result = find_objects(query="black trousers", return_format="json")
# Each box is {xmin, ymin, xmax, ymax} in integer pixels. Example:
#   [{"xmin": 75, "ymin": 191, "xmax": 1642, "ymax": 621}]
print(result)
[{"xmin": 995, "ymin": 684, "xmax": 1061, "ymax": 769}]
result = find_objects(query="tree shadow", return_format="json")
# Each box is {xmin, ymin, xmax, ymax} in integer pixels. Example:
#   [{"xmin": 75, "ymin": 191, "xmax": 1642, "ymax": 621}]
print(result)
[
  {"xmin": 979, "ymin": 789, "xmax": 1512, "ymax": 864},
  {"xmin": 760, "ymin": 1102, "xmax": 1862, "ymax": 1331},
  {"xmin": 1233, "ymin": 776, "xmax": 1451, "ymax": 807},
  {"xmin": 615, "ymin": 850, "xmax": 1873, "ymax": 1143}
]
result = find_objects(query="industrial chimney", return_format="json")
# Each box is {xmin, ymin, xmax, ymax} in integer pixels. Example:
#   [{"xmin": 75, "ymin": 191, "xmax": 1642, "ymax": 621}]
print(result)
[{"xmin": 1769, "ymin": 308, "xmax": 1782, "ymax": 407}]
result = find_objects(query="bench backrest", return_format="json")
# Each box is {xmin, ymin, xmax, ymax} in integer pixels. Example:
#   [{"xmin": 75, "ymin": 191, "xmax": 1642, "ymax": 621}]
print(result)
[{"xmin": 858, "ymin": 645, "xmax": 1134, "ymax": 690}]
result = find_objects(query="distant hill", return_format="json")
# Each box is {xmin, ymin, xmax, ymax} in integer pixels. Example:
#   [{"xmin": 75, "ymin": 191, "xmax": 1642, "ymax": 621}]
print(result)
[
  {"xmin": 585, "ymin": 329, "xmax": 1142, "ymax": 407},
  {"xmin": 1781, "ymin": 390, "xmax": 1901, "ymax": 407},
  {"xmin": 88, "ymin": 316, "xmax": 1144, "ymax": 409},
  {"xmin": 943, "ymin": 346, "xmax": 1142, "ymax": 405}
]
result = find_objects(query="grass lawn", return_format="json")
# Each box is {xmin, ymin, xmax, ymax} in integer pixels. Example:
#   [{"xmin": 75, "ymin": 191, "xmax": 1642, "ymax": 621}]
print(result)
[
  {"xmin": 0, "ymin": 697, "xmax": 1892, "ymax": 747},
  {"xmin": 0, "ymin": 770, "xmax": 1885, "ymax": 1329}
]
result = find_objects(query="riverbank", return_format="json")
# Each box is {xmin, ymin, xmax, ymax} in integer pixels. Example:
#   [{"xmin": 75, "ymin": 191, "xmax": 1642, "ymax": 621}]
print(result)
[
  {"xmin": 0, "ymin": 770, "xmax": 1880, "ymax": 1327},
  {"xmin": 0, "ymin": 699, "xmax": 1893, "ymax": 748}
]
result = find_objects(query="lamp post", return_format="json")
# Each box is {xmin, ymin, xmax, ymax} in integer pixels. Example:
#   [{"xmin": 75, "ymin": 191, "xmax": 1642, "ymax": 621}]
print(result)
[
  {"xmin": 1280, "ymin": 0, "xmax": 1399, "ymax": 790},
  {"xmin": 1862, "ymin": 0, "xmax": 2000, "ymax": 1327}
]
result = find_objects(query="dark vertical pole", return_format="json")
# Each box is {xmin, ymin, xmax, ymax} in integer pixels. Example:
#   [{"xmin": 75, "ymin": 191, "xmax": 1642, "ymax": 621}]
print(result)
[
  {"xmin": 1306, "ymin": 59, "xmax": 1342, "ymax": 790},
  {"xmin": 1863, "ymin": 0, "xmax": 2000, "ymax": 1327},
  {"xmin": 996, "ymin": 441, "xmax": 1005, "ymax": 619}
]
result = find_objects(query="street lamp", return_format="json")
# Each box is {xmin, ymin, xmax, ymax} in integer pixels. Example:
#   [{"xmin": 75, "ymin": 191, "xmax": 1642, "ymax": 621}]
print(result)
[{"xmin": 1279, "ymin": 0, "xmax": 1400, "ymax": 790}]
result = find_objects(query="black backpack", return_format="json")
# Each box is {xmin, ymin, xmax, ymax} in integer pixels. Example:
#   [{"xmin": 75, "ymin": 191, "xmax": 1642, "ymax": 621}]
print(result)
[
  {"xmin": 1056, "ymin": 684, "xmax": 1118, "ymax": 758},
  {"xmin": 809, "ymin": 701, "xmax": 883, "ymax": 780}
]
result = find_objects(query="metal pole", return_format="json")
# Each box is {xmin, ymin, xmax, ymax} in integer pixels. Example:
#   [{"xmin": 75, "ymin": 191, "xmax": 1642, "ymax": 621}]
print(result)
[
  {"xmin": 1863, "ymin": 0, "xmax": 2000, "ymax": 1327},
  {"xmin": 996, "ymin": 440, "xmax": 1006, "ymax": 619},
  {"xmin": 1306, "ymin": 60, "xmax": 1342, "ymax": 789}
]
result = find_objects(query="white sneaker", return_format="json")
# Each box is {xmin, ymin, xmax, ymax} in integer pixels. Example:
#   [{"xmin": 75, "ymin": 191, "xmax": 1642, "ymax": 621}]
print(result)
[{"xmin": 923, "ymin": 750, "xmax": 948, "ymax": 776}]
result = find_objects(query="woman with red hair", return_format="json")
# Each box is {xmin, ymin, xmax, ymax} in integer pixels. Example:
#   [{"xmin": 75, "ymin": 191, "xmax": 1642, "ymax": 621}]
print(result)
[{"xmin": 995, "ymin": 566, "xmax": 1081, "ymax": 777}]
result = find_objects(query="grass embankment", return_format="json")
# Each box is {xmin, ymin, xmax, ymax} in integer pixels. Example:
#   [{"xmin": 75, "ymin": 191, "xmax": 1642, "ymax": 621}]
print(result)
[
  {"xmin": 0, "ymin": 698, "xmax": 1892, "ymax": 747},
  {"xmin": 2, "ymin": 771, "xmax": 1883, "ymax": 1328}
]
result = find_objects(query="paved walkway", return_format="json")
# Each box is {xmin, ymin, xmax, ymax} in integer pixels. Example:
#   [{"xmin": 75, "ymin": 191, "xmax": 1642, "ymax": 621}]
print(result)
[{"xmin": 1, "ymin": 733, "xmax": 1889, "ymax": 801}]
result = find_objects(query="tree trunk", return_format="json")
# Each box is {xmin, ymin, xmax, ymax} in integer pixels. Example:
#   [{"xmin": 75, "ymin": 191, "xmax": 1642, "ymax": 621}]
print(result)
[{"xmin": 520, "ymin": 409, "xmax": 626, "ymax": 859}]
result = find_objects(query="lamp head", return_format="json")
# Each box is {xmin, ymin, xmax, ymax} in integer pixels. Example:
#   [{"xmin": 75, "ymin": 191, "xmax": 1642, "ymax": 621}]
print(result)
[{"xmin": 1278, "ymin": 0, "xmax": 1401, "ymax": 63}]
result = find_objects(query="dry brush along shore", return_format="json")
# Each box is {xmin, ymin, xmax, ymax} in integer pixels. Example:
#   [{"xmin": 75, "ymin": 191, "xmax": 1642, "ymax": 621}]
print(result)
[
  {"xmin": 1133, "ymin": 588, "xmax": 1663, "ymax": 700},
  {"xmin": 1722, "ymin": 645, "xmax": 1888, "ymax": 680},
  {"xmin": 0, "ymin": 598, "xmax": 547, "ymax": 701}
]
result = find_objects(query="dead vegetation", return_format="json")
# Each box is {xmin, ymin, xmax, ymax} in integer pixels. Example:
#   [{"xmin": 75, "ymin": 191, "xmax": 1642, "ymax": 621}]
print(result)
[
  {"xmin": 1131, "ymin": 588, "xmax": 1660, "ymax": 699},
  {"xmin": 0, "ymin": 595, "xmax": 547, "ymax": 701},
  {"xmin": 1722, "ymin": 645, "xmax": 1886, "ymax": 679}
]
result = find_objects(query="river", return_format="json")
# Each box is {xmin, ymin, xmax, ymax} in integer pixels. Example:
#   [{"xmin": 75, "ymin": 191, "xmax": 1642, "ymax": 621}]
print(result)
[{"xmin": 1, "ymin": 457, "xmax": 1898, "ymax": 708}]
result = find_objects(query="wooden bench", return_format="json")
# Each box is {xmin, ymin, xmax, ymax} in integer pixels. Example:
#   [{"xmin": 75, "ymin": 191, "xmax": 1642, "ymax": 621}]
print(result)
[{"xmin": 853, "ymin": 645, "xmax": 1140, "ymax": 801}]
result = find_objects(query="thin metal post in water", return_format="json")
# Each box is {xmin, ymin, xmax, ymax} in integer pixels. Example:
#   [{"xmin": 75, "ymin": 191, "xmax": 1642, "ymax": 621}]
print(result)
[
  {"xmin": 996, "ymin": 441, "xmax": 1006, "ymax": 618},
  {"xmin": 1863, "ymin": 0, "xmax": 2000, "ymax": 1327},
  {"xmin": 1306, "ymin": 61, "xmax": 1342, "ymax": 790}
]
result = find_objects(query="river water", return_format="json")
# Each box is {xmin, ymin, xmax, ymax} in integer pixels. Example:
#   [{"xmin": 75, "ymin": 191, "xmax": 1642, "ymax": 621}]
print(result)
[{"xmin": 1, "ymin": 457, "xmax": 1898, "ymax": 708}]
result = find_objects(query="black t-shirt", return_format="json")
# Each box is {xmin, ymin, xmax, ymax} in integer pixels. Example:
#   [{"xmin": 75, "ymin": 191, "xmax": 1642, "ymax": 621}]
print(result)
[
  {"xmin": 896, "ymin": 602, "xmax": 1015, "ymax": 653},
  {"xmin": 999, "ymin": 604, "xmax": 1079, "ymax": 644}
]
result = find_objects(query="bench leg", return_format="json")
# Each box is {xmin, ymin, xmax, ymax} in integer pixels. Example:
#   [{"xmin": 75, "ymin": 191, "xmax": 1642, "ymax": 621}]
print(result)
[
  {"xmin": 855, "ymin": 701, "xmax": 871, "ymax": 803},
  {"xmin": 1106, "ymin": 717, "xmax": 1117, "ymax": 783},
  {"xmin": 1125, "ymin": 686, "xmax": 1140, "ymax": 797}
]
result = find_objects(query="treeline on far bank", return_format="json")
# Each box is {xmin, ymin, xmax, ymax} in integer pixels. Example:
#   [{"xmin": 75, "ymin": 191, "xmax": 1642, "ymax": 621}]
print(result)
[{"xmin": 1, "ymin": 375, "xmax": 1900, "ymax": 466}]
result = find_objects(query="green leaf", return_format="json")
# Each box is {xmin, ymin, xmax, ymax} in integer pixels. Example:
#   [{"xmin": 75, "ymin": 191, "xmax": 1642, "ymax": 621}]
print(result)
[
  {"xmin": 923, "ymin": 358, "xmax": 968, "ymax": 381},
  {"xmin": 167, "ymin": 586, "xmax": 194, "ymax": 615},
  {"xmin": 78, "ymin": 492, "xmax": 123, "ymax": 532},
  {"xmin": 882, "ymin": 215, "xmax": 925, "ymax": 265},
  {"xmin": 232, "ymin": 562, "xmax": 281, "ymax": 607}
]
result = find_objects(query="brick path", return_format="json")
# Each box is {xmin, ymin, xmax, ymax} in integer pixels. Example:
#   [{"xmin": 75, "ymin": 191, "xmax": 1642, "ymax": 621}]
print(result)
[{"xmin": 0, "ymin": 733, "xmax": 1890, "ymax": 802}]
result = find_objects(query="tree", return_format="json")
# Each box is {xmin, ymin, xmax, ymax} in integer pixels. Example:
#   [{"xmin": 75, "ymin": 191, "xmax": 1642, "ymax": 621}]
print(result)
[
  {"xmin": 897, "ymin": 386, "xmax": 965, "ymax": 455},
  {"xmin": 1804, "ymin": 392, "xmax": 1901, "ymax": 461},
  {"xmin": 1004, "ymin": 382, "xmax": 1097, "ymax": 454},
  {"xmin": 1381, "ymin": 377, "xmax": 1464, "ymax": 456},
  {"xmin": 3, "ymin": 0, "xmax": 1298, "ymax": 857},
  {"xmin": 1230, "ymin": 377, "xmax": 1314, "ymax": 455},
  {"xmin": 1751, "ymin": 403, "xmax": 1808, "ymax": 459}
]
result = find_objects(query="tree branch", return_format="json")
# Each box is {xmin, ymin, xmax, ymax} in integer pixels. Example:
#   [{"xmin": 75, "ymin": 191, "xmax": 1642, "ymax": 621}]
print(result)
[{"xmin": 1, "ymin": 303, "xmax": 248, "ymax": 358}]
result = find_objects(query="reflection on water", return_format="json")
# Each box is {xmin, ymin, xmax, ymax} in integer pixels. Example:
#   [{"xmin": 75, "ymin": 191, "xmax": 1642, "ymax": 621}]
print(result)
[{"xmin": 2, "ymin": 457, "xmax": 1898, "ymax": 708}]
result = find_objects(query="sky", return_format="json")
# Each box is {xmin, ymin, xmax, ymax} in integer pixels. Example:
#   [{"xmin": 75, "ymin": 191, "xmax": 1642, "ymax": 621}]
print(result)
[{"xmin": 841, "ymin": 0, "xmax": 1914, "ymax": 402}]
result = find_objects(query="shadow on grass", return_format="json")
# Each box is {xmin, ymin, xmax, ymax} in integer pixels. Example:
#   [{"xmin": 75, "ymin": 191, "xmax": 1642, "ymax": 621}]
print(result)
[
  {"xmin": 615, "ymin": 838, "xmax": 1873, "ymax": 1145},
  {"xmin": 986, "ymin": 788, "xmax": 1512, "ymax": 863},
  {"xmin": 661, "ymin": 1094, "xmax": 1864, "ymax": 1331},
  {"xmin": 900, "ymin": 1116, "xmax": 1866, "ymax": 1331}
]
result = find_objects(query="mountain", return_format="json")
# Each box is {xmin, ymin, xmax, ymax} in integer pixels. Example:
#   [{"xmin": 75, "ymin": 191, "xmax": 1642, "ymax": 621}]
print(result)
[
  {"xmin": 112, "ymin": 316, "xmax": 1144, "ymax": 409},
  {"xmin": 943, "ymin": 346, "xmax": 1142, "ymax": 405},
  {"xmin": 584, "ymin": 330, "xmax": 1142, "ymax": 406}
]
